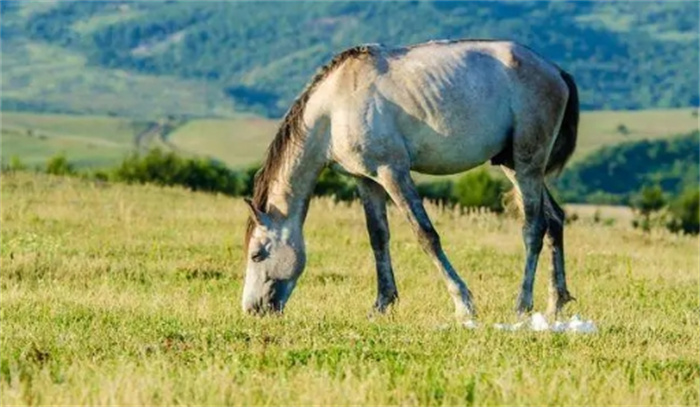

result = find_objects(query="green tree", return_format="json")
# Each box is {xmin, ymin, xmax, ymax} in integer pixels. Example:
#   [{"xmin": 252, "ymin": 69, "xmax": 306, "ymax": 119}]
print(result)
[
  {"xmin": 631, "ymin": 184, "xmax": 666, "ymax": 232},
  {"xmin": 46, "ymin": 153, "xmax": 75, "ymax": 176},
  {"xmin": 667, "ymin": 188, "xmax": 699, "ymax": 235},
  {"xmin": 3, "ymin": 156, "xmax": 27, "ymax": 172},
  {"xmin": 633, "ymin": 185, "xmax": 666, "ymax": 216},
  {"xmin": 453, "ymin": 168, "xmax": 505, "ymax": 212}
]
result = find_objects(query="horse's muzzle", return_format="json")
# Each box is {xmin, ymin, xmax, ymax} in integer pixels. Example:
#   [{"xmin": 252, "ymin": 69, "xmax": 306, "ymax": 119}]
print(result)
[
  {"xmin": 242, "ymin": 297, "xmax": 283, "ymax": 316},
  {"xmin": 241, "ymin": 280, "xmax": 292, "ymax": 316}
]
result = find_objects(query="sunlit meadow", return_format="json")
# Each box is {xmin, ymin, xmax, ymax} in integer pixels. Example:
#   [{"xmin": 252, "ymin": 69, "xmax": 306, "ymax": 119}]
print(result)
[{"xmin": 1, "ymin": 172, "xmax": 698, "ymax": 405}]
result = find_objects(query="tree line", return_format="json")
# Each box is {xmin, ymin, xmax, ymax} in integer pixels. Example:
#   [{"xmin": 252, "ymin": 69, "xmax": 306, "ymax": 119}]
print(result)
[
  {"xmin": 2, "ymin": 149, "xmax": 508, "ymax": 211},
  {"xmin": 3, "ymin": 141, "xmax": 697, "ymax": 235}
]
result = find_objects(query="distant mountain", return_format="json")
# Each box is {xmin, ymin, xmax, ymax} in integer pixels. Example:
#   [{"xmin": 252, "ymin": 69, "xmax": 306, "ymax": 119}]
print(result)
[{"xmin": 1, "ymin": 1, "xmax": 698, "ymax": 118}]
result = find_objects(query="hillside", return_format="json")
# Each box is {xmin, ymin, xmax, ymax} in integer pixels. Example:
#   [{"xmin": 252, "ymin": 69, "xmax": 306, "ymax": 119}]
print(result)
[
  {"xmin": 3, "ymin": 108, "xmax": 697, "ymax": 170},
  {"xmin": 1, "ymin": 1, "xmax": 698, "ymax": 118},
  {"xmin": 555, "ymin": 130, "xmax": 700, "ymax": 204}
]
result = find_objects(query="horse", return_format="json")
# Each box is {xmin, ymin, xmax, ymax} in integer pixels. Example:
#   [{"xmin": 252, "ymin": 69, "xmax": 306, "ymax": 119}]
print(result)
[{"xmin": 241, "ymin": 39, "xmax": 579, "ymax": 321}]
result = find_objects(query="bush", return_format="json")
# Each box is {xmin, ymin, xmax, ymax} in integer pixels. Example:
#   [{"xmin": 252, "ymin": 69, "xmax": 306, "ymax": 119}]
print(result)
[
  {"xmin": 453, "ymin": 168, "xmax": 506, "ymax": 212},
  {"xmin": 632, "ymin": 185, "xmax": 667, "ymax": 216},
  {"xmin": 112, "ymin": 149, "xmax": 246, "ymax": 196},
  {"xmin": 667, "ymin": 188, "xmax": 699, "ymax": 235},
  {"xmin": 242, "ymin": 165, "xmax": 260, "ymax": 196},
  {"xmin": 16, "ymin": 150, "xmax": 511, "ymax": 213},
  {"xmin": 46, "ymin": 153, "xmax": 75, "ymax": 176},
  {"xmin": 2, "ymin": 155, "xmax": 27, "ymax": 172},
  {"xmin": 631, "ymin": 185, "xmax": 667, "ymax": 232}
]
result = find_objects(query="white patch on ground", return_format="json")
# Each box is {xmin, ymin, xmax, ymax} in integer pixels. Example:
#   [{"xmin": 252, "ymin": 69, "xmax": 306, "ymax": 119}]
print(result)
[
  {"xmin": 436, "ymin": 313, "xmax": 597, "ymax": 333},
  {"xmin": 494, "ymin": 312, "xmax": 597, "ymax": 333},
  {"xmin": 461, "ymin": 320, "xmax": 478, "ymax": 329}
]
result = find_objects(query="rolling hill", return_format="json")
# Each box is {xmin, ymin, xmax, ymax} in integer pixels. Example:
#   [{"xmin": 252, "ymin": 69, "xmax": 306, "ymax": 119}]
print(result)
[
  {"xmin": 1, "ymin": 1, "xmax": 698, "ymax": 118},
  {"xmin": 2, "ymin": 108, "xmax": 698, "ymax": 170}
]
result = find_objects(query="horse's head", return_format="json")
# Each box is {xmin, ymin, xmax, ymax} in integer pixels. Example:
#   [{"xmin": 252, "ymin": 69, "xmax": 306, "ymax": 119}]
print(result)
[{"xmin": 241, "ymin": 198, "xmax": 306, "ymax": 315}]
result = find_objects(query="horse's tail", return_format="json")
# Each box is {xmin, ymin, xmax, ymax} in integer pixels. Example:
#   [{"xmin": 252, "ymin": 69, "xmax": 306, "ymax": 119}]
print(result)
[{"xmin": 545, "ymin": 69, "xmax": 579, "ymax": 176}]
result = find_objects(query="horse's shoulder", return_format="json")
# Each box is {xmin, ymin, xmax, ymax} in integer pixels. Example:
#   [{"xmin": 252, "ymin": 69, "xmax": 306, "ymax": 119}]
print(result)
[{"xmin": 320, "ymin": 45, "xmax": 388, "ymax": 94}]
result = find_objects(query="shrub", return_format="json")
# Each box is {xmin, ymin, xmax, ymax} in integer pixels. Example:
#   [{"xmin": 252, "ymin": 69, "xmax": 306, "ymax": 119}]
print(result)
[
  {"xmin": 2, "ymin": 155, "xmax": 27, "ymax": 172},
  {"xmin": 16, "ymin": 150, "xmax": 513, "ymax": 214},
  {"xmin": 453, "ymin": 168, "xmax": 506, "ymax": 212},
  {"xmin": 631, "ymin": 185, "xmax": 667, "ymax": 232},
  {"xmin": 242, "ymin": 165, "xmax": 261, "ymax": 196},
  {"xmin": 46, "ymin": 153, "xmax": 75, "ymax": 176},
  {"xmin": 667, "ymin": 188, "xmax": 699, "ymax": 235},
  {"xmin": 112, "ymin": 149, "xmax": 246, "ymax": 196},
  {"xmin": 632, "ymin": 185, "xmax": 667, "ymax": 216}
]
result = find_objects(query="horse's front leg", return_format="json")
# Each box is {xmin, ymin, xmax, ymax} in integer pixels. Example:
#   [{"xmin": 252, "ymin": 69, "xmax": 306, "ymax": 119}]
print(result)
[
  {"xmin": 376, "ymin": 168, "xmax": 476, "ymax": 320},
  {"xmin": 357, "ymin": 177, "xmax": 398, "ymax": 313}
]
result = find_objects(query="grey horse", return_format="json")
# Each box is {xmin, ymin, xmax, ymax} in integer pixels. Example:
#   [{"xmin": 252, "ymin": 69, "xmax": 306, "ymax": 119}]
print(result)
[{"xmin": 242, "ymin": 39, "xmax": 578, "ymax": 321}]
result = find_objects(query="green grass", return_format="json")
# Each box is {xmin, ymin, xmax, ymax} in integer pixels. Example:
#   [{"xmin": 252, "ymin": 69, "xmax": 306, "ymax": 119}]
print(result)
[
  {"xmin": 167, "ymin": 118, "xmax": 279, "ymax": 169},
  {"xmin": 0, "ymin": 112, "xmax": 141, "ymax": 168},
  {"xmin": 575, "ymin": 108, "xmax": 699, "ymax": 159},
  {"xmin": 0, "ymin": 129, "xmax": 131, "ymax": 169},
  {"xmin": 1, "ymin": 112, "xmax": 138, "ymax": 144},
  {"xmin": 1, "ymin": 172, "xmax": 698, "ymax": 405}
]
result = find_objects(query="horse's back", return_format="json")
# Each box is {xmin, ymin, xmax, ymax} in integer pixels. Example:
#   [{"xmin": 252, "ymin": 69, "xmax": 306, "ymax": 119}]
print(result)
[{"xmin": 324, "ymin": 40, "xmax": 568, "ymax": 176}]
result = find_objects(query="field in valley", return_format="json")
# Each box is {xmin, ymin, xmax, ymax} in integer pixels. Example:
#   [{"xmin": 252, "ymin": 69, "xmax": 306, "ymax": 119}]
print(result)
[
  {"xmin": 2, "ymin": 108, "xmax": 697, "ymax": 170},
  {"xmin": 1, "ymin": 172, "xmax": 698, "ymax": 405}
]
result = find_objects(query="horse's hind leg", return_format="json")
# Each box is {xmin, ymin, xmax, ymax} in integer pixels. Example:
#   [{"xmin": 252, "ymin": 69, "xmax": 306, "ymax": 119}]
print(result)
[
  {"xmin": 357, "ymin": 177, "xmax": 398, "ymax": 313},
  {"xmin": 512, "ymin": 171, "xmax": 547, "ymax": 315},
  {"xmin": 376, "ymin": 168, "xmax": 475, "ymax": 319},
  {"xmin": 543, "ymin": 187, "xmax": 575, "ymax": 316}
]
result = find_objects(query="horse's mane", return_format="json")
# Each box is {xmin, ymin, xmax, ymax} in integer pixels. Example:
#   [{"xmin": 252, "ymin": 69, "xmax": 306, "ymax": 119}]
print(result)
[{"xmin": 244, "ymin": 45, "xmax": 375, "ymax": 250}]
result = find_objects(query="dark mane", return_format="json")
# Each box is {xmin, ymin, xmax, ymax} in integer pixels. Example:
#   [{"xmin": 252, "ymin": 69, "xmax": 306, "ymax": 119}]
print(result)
[{"xmin": 244, "ymin": 44, "xmax": 376, "ymax": 250}]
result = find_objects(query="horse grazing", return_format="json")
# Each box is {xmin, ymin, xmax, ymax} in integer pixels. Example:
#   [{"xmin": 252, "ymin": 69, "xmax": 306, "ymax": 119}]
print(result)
[{"xmin": 242, "ymin": 39, "xmax": 579, "ymax": 320}]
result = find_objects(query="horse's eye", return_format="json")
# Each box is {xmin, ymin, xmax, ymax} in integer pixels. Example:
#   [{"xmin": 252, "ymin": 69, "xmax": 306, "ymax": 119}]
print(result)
[{"xmin": 251, "ymin": 250, "xmax": 267, "ymax": 263}]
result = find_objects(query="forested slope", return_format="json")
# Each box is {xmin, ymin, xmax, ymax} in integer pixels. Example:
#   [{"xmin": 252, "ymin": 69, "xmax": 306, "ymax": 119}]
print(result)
[{"xmin": 2, "ymin": 1, "xmax": 697, "ymax": 117}]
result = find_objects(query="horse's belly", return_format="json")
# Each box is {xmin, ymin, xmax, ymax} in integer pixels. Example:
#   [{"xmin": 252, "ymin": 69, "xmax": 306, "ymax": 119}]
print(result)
[
  {"xmin": 409, "ymin": 136, "xmax": 505, "ymax": 174},
  {"xmin": 403, "ymin": 111, "xmax": 511, "ymax": 175}
]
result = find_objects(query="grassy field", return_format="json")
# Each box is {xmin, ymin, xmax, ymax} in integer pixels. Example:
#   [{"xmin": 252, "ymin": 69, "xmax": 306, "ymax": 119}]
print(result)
[
  {"xmin": 2, "ymin": 108, "xmax": 697, "ymax": 171},
  {"xmin": 574, "ymin": 108, "xmax": 699, "ymax": 159},
  {"xmin": 1, "ymin": 172, "xmax": 698, "ymax": 405},
  {"xmin": 167, "ymin": 118, "xmax": 279, "ymax": 169},
  {"xmin": 0, "ymin": 112, "xmax": 139, "ymax": 168},
  {"xmin": 169, "ymin": 107, "xmax": 700, "ymax": 169}
]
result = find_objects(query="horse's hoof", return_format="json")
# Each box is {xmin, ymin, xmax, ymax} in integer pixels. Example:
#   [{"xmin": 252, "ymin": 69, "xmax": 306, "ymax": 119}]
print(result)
[
  {"xmin": 547, "ymin": 291, "xmax": 576, "ymax": 318},
  {"xmin": 515, "ymin": 296, "xmax": 534, "ymax": 316}
]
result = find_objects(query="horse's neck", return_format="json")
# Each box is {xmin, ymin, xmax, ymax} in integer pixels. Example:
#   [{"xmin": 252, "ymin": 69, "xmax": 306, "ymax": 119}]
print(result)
[{"xmin": 267, "ymin": 115, "xmax": 329, "ymax": 230}]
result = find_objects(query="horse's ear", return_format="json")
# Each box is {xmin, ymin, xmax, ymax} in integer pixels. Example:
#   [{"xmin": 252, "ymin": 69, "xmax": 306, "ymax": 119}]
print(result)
[{"xmin": 244, "ymin": 198, "xmax": 271, "ymax": 227}]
